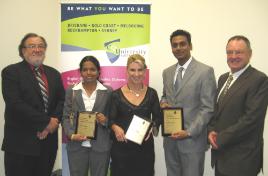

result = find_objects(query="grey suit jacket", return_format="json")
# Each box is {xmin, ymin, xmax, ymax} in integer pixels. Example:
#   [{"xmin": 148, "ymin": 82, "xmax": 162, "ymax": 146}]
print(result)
[
  {"xmin": 162, "ymin": 58, "xmax": 217, "ymax": 153},
  {"xmin": 62, "ymin": 84, "xmax": 112, "ymax": 152},
  {"xmin": 208, "ymin": 66, "xmax": 268, "ymax": 176}
]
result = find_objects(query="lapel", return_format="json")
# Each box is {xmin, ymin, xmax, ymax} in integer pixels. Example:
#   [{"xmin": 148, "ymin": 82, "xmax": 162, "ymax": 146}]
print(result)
[
  {"xmin": 217, "ymin": 66, "xmax": 253, "ymax": 113},
  {"xmin": 21, "ymin": 61, "xmax": 44, "ymax": 100},
  {"xmin": 73, "ymin": 89, "xmax": 86, "ymax": 111},
  {"xmin": 175, "ymin": 58, "xmax": 196, "ymax": 96},
  {"xmin": 73, "ymin": 89, "xmax": 107, "ymax": 112},
  {"xmin": 169, "ymin": 65, "xmax": 177, "ymax": 93},
  {"xmin": 217, "ymin": 73, "xmax": 229, "ymax": 95},
  {"xmin": 92, "ymin": 89, "xmax": 106, "ymax": 112}
]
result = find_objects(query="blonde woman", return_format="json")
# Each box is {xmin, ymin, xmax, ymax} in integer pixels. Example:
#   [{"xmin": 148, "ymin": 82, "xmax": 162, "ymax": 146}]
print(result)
[{"xmin": 109, "ymin": 54, "xmax": 162, "ymax": 176}]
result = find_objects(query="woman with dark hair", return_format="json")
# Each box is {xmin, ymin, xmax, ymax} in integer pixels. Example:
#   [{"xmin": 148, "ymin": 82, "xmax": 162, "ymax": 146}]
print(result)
[{"xmin": 62, "ymin": 56, "xmax": 112, "ymax": 176}]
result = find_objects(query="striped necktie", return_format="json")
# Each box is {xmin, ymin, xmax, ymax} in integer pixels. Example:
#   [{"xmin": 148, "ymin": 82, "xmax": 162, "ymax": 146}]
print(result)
[
  {"xmin": 35, "ymin": 67, "xmax": 49, "ymax": 112},
  {"xmin": 218, "ymin": 74, "xmax": 233, "ymax": 104}
]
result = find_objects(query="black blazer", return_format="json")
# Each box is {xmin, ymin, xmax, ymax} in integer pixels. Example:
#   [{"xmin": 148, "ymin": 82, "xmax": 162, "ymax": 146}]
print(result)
[
  {"xmin": 208, "ymin": 66, "xmax": 268, "ymax": 176},
  {"xmin": 1, "ymin": 60, "xmax": 65, "ymax": 156}
]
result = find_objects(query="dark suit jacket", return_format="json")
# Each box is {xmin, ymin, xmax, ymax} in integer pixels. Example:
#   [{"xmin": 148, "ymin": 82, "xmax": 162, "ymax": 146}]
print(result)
[
  {"xmin": 208, "ymin": 66, "xmax": 268, "ymax": 176},
  {"xmin": 1, "ymin": 60, "xmax": 65, "ymax": 156}
]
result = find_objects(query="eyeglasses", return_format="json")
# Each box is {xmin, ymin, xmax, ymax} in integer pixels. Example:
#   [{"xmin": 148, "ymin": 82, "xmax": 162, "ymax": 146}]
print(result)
[
  {"xmin": 24, "ymin": 44, "xmax": 46, "ymax": 49},
  {"xmin": 226, "ymin": 50, "xmax": 244, "ymax": 55}
]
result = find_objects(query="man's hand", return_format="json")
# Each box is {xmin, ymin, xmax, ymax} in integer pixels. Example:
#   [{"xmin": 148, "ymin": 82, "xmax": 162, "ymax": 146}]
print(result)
[
  {"xmin": 170, "ymin": 130, "xmax": 189, "ymax": 139},
  {"xmin": 37, "ymin": 117, "xmax": 59, "ymax": 140},
  {"xmin": 46, "ymin": 117, "xmax": 59, "ymax": 134},
  {"xmin": 208, "ymin": 131, "xmax": 219, "ymax": 149},
  {"xmin": 37, "ymin": 129, "xmax": 49, "ymax": 140}
]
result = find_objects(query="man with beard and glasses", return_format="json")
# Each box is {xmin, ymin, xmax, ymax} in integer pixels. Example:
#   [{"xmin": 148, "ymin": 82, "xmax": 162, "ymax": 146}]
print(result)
[
  {"xmin": 1, "ymin": 33, "xmax": 65, "ymax": 176},
  {"xmin": 208, "ymin": 35, "xmax": 268, "ymax": 176}
]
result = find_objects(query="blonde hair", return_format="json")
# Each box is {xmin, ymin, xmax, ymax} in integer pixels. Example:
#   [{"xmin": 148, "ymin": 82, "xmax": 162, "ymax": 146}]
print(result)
[{"xmin": 127, "ymin": 54, "xmax": 147, "ymax": 69}]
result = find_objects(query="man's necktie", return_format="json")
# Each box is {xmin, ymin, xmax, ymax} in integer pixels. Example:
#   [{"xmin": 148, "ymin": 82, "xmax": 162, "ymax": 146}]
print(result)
[
  {"xmin": 174, "ymin": 67, "xmax": 184, "ymax": 91},
  {"xmin": 218, "ymin": 74, "xmax": 233, "ymax": 104},
  {"xmin": 35, "ymin": 67, "xmax": 49, "ymax": 112}
]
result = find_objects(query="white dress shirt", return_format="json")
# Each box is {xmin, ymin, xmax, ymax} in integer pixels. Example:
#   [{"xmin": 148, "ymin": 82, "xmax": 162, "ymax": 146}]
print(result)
[
  {"xmin": 217, "ymin": 64, "xmax": 250, "ymax": 101},
  {"xmin": 173, "ymin": 57, "xmax": 193, "ymax": 84},
  {"xmin": 72, "ymin": 81, "xmax": 107, "ymax": 147}
]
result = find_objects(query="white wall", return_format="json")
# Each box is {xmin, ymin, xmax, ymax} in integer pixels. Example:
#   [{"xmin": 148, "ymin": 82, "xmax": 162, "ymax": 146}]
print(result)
[
  {"xmin": 150, "ymin": 1, "xmax": 268, "ymax": 175},
  {"xmin": 0, "ymin": 0, "xmax": 62, "ymax": 174},
  {"xmin": 0, "ymin": 0, "xmax": 268, "ymax": 175}
]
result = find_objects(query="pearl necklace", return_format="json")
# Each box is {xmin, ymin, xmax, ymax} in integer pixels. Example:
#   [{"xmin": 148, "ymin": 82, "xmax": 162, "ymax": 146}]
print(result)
[{"xmin": 127, "ymin": 84, "xmax": 143, "ymax": 97}]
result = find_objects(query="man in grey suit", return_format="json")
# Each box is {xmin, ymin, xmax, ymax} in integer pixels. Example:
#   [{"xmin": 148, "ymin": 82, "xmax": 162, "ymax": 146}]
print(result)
[
  {"xmin": 161, "ymin": 29, "xmax": 217, "ymax": 176},
  {"xmin": 208, "ymin": 35, "xmax": 268, "ymax": 176}
]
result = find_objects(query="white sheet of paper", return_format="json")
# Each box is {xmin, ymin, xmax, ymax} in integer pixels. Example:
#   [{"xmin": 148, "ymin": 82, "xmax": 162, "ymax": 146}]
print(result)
[
  {"xmin": 81, "ymin": 140, "xmax": 91, "ymax": 148},
  {"xmin": 125, "ymin": 115, "xmax": 151, "ymax": 145}
]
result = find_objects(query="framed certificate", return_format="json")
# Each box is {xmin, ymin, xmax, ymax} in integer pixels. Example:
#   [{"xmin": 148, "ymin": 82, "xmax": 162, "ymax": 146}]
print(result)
[
  {"xmin": 162, "ymin": 107, "xmax": 184, "ymax": 136},
  {"xmin": 125, "ymin": 115, "xmax": 152, "ymax": 145},
  {"xmin": 75, "ymin": 111, "xmax": 97, "ymax": 140}
]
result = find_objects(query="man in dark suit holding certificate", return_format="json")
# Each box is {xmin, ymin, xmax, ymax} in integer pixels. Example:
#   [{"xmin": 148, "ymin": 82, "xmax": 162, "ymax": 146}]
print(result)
[
  {"xmin": 1, "ymin": 33, "xmax": 65, "ymax": 176},
  {"xmin": 161, "ymin": 29, "xmax": 217, "ymax": 176},
  {"xmin": 208, "ymin": 35, "xmax": 268, "ymax": 176}
]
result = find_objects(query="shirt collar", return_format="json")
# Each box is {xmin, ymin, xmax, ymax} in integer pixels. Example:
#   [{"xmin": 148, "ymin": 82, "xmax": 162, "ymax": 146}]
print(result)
[
  {"xmin": 29, "ymin": 64, "xmax": 44, "ymax": 73},
  {"xmin": 72, "ymin": 81, "xmax": 107, "ymax": 91},
  {"xmin": 176, "ymin": 56, "xmax": 193, "ymax": 71},
  {"xmin": 229, "ymin": 64, "xmax": 250, "ymax": 79}
]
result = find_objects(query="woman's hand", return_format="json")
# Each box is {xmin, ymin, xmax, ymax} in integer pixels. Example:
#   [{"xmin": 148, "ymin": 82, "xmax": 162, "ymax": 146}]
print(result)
[
  {"xmin": 160, "ymin": 102, "xmax": 171, "ymax": 108},
  {"xmin": 144, "ymin": 127, "xmax": 153, "ymax": 141},
  {"xmin": 70, "ymin": 134, "xmax": 87, "ymax": 142},
  {"xmin": 96, "ymin": 112, "xmax": 107, "ymax": 125},
  {"xmin": 112, "ymin": 124, "xmax": 127, "ymax": 142}
]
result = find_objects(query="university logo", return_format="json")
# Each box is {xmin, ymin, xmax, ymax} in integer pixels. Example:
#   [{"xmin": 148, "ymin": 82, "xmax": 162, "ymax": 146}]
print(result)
[{"xmin": 104, "ymin": 39, "xmax": 120, "ymax": 63}]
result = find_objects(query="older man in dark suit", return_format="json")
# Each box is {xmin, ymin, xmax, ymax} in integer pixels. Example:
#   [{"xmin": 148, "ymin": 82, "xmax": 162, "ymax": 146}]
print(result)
[
  {"xmin": 1, "ymin": 33, "xmax": 65, "ymax": 176},
  {"xmin": 208, "ymin": 35, "xmax": 268, "ymax": 176}
]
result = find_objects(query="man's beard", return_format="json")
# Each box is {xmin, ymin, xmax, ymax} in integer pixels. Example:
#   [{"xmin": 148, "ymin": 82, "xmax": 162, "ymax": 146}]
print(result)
[
  {"xmin": 32, "ymin": 58, "xmax": 44, "ymax": 67},
  {"xmin": 25, "ymin": 55, "xmax": 45, "ymax": 67}
]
